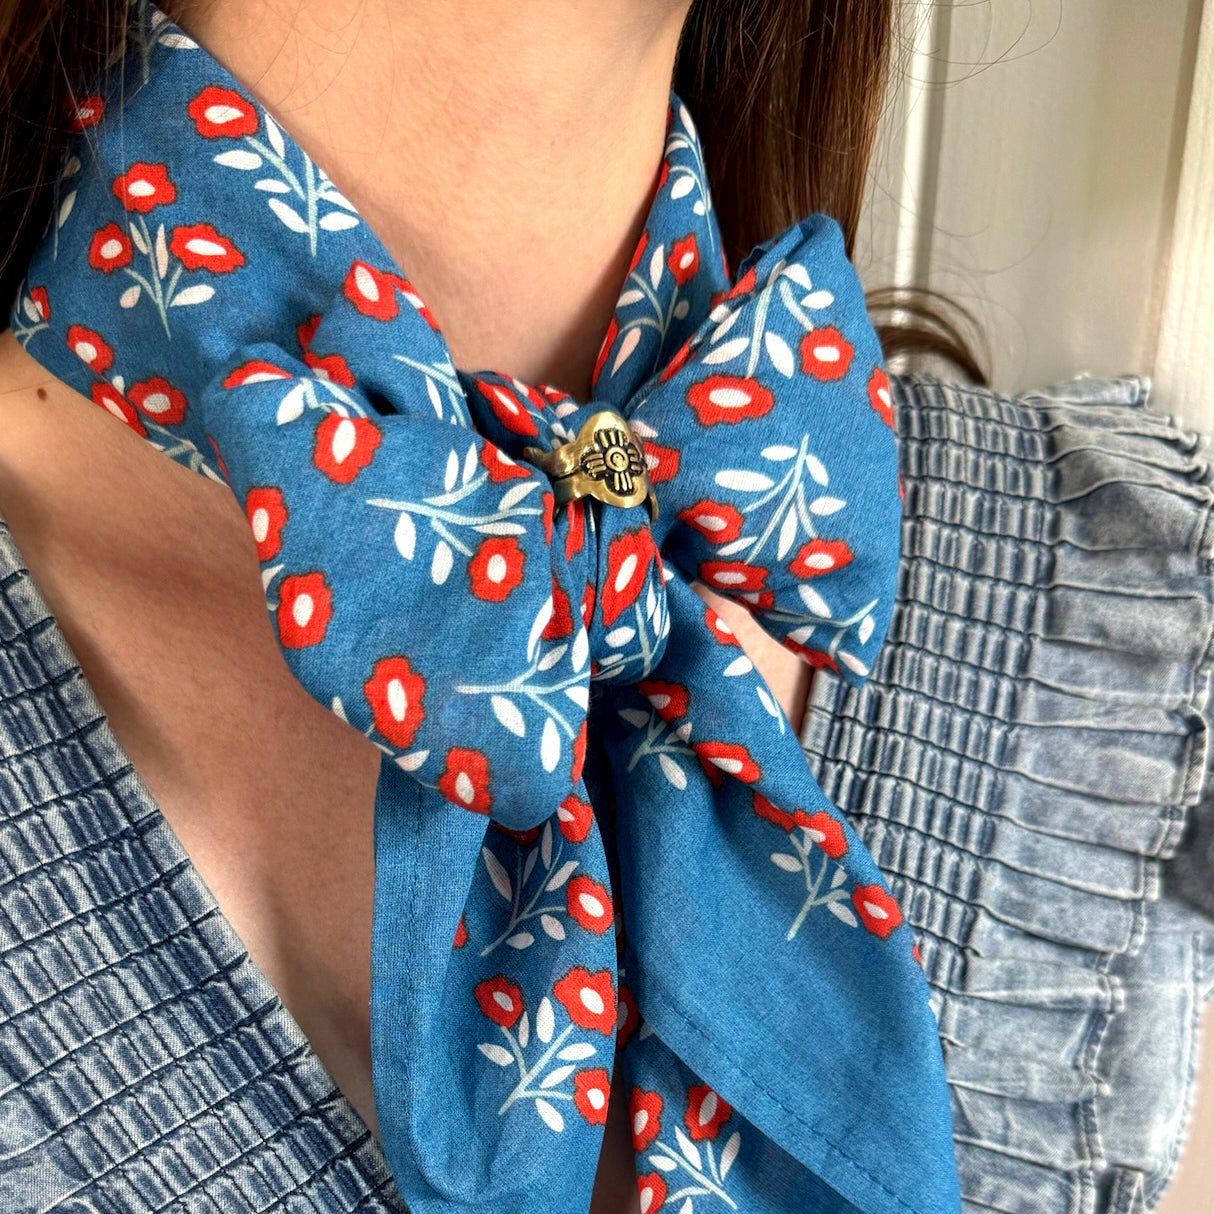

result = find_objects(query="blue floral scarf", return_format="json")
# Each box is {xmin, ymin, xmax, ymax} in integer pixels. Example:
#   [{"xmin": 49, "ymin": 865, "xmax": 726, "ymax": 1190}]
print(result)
[{"xmin": 8, "ymin": 3, "xmax": 961, "ymax": 1211}]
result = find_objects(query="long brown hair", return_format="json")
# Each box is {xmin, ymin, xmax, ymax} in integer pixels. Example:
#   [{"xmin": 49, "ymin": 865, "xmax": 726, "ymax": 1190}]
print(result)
[{"xmin": 0, "ymin": 0, "xmax": 988, "ymax": 384}]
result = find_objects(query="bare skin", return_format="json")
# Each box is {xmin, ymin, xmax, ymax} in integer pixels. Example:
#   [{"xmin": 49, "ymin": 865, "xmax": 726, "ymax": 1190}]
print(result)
[{"xmin": 0, "ymin": 0, "xmax": 813, "ymax": 1207}]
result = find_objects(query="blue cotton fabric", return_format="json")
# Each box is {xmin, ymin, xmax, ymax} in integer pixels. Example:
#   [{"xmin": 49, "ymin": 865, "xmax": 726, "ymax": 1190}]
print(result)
[{"xmin": 6, "ymin": 2, "xmax": 963, "ymax": 1212}]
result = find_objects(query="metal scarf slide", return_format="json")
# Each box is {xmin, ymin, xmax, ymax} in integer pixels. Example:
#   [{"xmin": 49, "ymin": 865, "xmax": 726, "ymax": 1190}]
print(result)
[{"xmin": 8, "ymin": 3, "xmax": 962, "ymax": 1212}]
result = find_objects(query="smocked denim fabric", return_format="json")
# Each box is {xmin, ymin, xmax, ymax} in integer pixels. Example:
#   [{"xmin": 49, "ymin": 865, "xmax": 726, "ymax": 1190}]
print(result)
[{"xmin": 0, "ymin": 369, "xmax": 1210, "ymax": 1213}]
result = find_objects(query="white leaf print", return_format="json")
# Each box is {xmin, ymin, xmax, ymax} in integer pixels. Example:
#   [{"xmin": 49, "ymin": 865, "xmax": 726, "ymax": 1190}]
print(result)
[
  {"xmin": 837, "ymin": 650, "xmax": 869, "ymax": 677},
  {"xmin": 617, "ymin": 289, "xmax": 645, "ymax": 306},
  {"xmin": 20, "ymin": 297, "xmax": 39, "ymax": 324},
  {"xmin": 540, "ymin": 1065, "xmax": 575, "ymax": 1089},
  {"xmin": 674, "ymin": 1127, "xmax": 703, "ymax": 1170},
  {"xmin": 540, "ymin": 717, "xmax": 560, "ymax": 773},
  {"xmin": 170, "ymin": 284, "xmax": 214, "ymax": 307},
  {"xmin": 331, "ymin": 696, "xmax": 348, "ymax": 722},
  {"xmin": 260, "ymin": 563, "xmax": 284, "ymax": 592},
  {"xmin": 693, "ymin": 199, "xmax": 706, "ymax": 215},
  {"xmin": 780, "ymin": 262, "xmax": 812, "ymax": 291},
  {"xmin": 787, "ymin": 624, "xmax": 814, "ymax": 644},
  {"xmin": 431, "ymin": 540, "xmax": 453, "ymax": 585},
  {"xmin": 777, "ymin": 508, "xmax": 798, "ymax": 560},
  {"xmin": 798, "ymin": 584, "xmax": 831, "ymax": 617},
  {"xmin": 646, "ymin": 583, "xmax": 657, "ymax": 620},
  {"xmin": 474, "ymin": 521, "xmax": 526, "ymax": 536},
  {"xmin": 612, "ymin": 326, "xmax": 642, "ymax": 376},
  {"xmin": 674, "ymin": 299, "xmax": 690, "ymax": 319},
  {"xmin": 275, "ymin": 382, "xmax": 306, "ymax": 425},
  {"xmin": 676, "ymin": 1200, "xmax": 692, "ymax": 1214},
  {"xmin": 547, "ymin": 860, "xmax": 579, "ymax": 892},
  {"xmin": 755, "ymin": 685, "xmax": 781, "ymax": 719},
  {"xmin": 541, "ymin": 914, "xmax": 566, "ymax": 941},
  {"xmin": 565, "ymin": 685, "xmax": 589, "ymax": 709},
  {"xmin": 506, "ymin": 932, "xmax": 534, "ymax": 950},
  {"xmin": 701, "ymin": 336, "xmax": 748, "ymax": 365},
  {"xmin": 714, "ymin": 469, "xmax": 773, "ymax": 493},
  {"xmin": 154, "ymin": 224, "xmax": 168, "ymax": 279},
  {"xmin": 536, "ymin": 997, "xmax": 555, "ymax": 1043},
  {"xmin": 319, "ymin": 187, "xmax": 358, "ymax": 211},
  {"xmin": 723, "ymin": 655, "xmax": 754, "ymax": 677},
  {"xmin": 462, "ymin": 444, "xmax": 478, "ymax": 485},
  {"xmin": 831, "ymin": 865, "xmax": 848, "ymax": 888},
  {"xmin": 318, "ymin": 211, "xmax": 359, "ymax": 232},
  {"xmin": 537, "ymin": 644, "xmax": 568, "ymax": 672},
  {"xmin": 710, "ymin": 306, "xmax": 743, "ymax": 344},
  {"xmin": 481, "ymin": 847, "xmax": 512, "ymax": 901},
  {"xmin": 518, "ymin": 1013, "xmax": 530, "ymax": 1048},
  {"xmin": 393, "ymin": 511, "xmax": 416, "ymax": 559},
  {"xmin": 715, "ymin": 536, "xmax": 755, "ymax": 557},
  {"xmin": 129, "ymin": 222, "xmax": 149, "ymax": 255},
  {"xmin": 213, "ymin": 150, "xmax": 262, "ymax": 170},
  {"xmin": 264, "ymin": 112, "xmax": 287, "ymax": 157},
  {"xmin": 829, "ymin": 901, "xmax": 859, "ymax": 927},
  {"xmin": 157, "ymin": 31, "xmax": 198, "ymax": 48},
  {"xmin": 648, "ymin": 244, "xmax": 665, "ymax": 290},
  {"xmin": 761, "ymin": 445, "xmax": 797, "ymax": 461},
  {"xmin": 535, "ymin": 1099, "xmax": 564, "ymax": 1133},
  {"xmin": 119, "ymin": 285, "xmax": 142, "ymax": 309},
  {"xmin": 571, "ymin": 628, "xmax": 589, "ymax": 672},
  {"xmin": 499, "ymin": 481, "xmax": 539, "ymax": 510},
  {"xmin": 809, "ymin": 496, "xmax": 846, "ymax": 516},
  {"xmin": 659, "ymin": 755, "xmax": 687, "ymax": 790},
  {"xmin": 764, "ymin": 331, "xmax": 795, "ymax": 378},
  {"xmin": 63, "ymin": 154, "xmax": 80, "ymax": 177},
  {"xmin": 629, "ymin": 418, "xmax": 657, "ymax": 439},
  {"xmin": 805, "ymin": 454, "xmax": 830, "ymax": 486},
  {"xmin": 771, "ymin": 853, "xmax": 801, "ymax": 872},
  {"xmin": 478, "ymin": 1043, "xmax": 513, "ymax": 1067},
  {"xmin": 557, "ymin": 1043, "xmax": 596, "ymax": 1062},
  {"xmin": 648, "ymin": 1156, "xmax": 678, "ymax": 1173},
  {"xmin": 720, "ymin": 1130, "xmax": 741, "ymax": 1179},
  {"xmin": 618, "ymin": 709, "xmax": 651, "ymax": 729},
  {"xmin": 112, "ymin": 376, "xmax": 125, "ymax": 394},
  {"xmin": 443, "ymin": 449, "xmax": 459, "ymax": 491},
  {"xmin": 541, "ymin": 821, "xmax": 553, "ymax": 869},
  {"xmin": 396, "ymin": 749, "xmax": 428, "ymax": 772},
  {"xmin": 858, "ymin": 614, "xmax": 875, "ymax": 644},
  {"xmin": 605, "ymin": 626, "xmax": 636, "ymax": 648},
  {"xmin": 255, "ymin": 178, "xmax": 291, "ymax": 194},
  {"xmin": 268, "ymin": 197, "xmax": 309, "ymax": 233},
  {"xmin": 803, "ymin": 288, "xmax": 835, "ymax": 309},
  {"xmin": 528, "ymin": 596, "xmax": 555, "ymax": 662},
  {"xmin": 522, "ymin": 848, "xmax": 538, "ymax": 887},
  {"xmin": 490, "ymin": 695, "xmax": 525, "ymax": 738},
  {"xmin": 427, "ymin": 378, "xmax": 443, "ymax": 419},
  {"xmin": 669, "ymin": 173, "xmax": 695, "ymax": 200},
  {"xmin": 57, "ymin": 190, "xmax": 76, "ymax": 229}
]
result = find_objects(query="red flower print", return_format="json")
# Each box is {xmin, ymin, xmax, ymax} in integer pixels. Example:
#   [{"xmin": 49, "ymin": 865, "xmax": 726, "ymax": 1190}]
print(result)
[
  {"xmin": 553, "ymin": 967, "xmax": 616, "ymax": 1035},
  {"xmin": 630, "ymin": 1088, "xmax": 663, "ymax": 1151},
  {"xmin": 128, "ymin": 376, "xmax": 188, "ymax": 425},
  {"xmin": 667, "ymin": 234, "xmax": 699, "ymax": 285},
  {"xmin": 468, "ymin": 536, "xmax": 525, "ymax": 602},
  {"xmin": 208, "ymin": 434, "xmax": 230, "ymax": 485},
  {"xmin": 790, "ymin": 538, "xmax": 853, "ymax": 579},
  {"xmin": 567, "ymin": 875, "xmax": 613, "ymax": 935},
  {"xmin": 363, "ymin": 656, "xmax": 426, "ymax": 749},
  {"xmin": 573, "ymin": 1069, "xmax": 611, "ymax": 1126},
  {"xmin": 68, "ymin": 95, "xmax": 104, "ymax": 131},
  {"xmin": 637, "ymin": 680, "xmax": 688, "ymax": 721},
  {"xmin": 112, "ymin": 162, "xmax": 176, "ymax": 212},
  {"xmin": 852, "ymin": 883, "xmax": 903, "ymax": 939},
  {"xmin": 571, "ymin": 719, "xmax": 588, "ymax": 782},
  {"xmin": 685, "ymin": 1083, "xmax": 732, "ymax": 1141},
  {"xmin": 641, "ymin": 440, "xmax": 680, "ymax": 483},
  {"xmin": 169, "ymin": 223, "xmax": 245, "ymax": 273},
  {"xmin": 565, "ymin": 499, "xmax": 586, "ymax": 560},
  {"xmin": 343, "ymin": 261, "xmax": 402, "ymax": 321},
  {"xmin": 187, "ymin": 85, "xmax": 258, "ymax": 138},
  {"xmin": 245, "ymin": 486, "xmax": 288, "ymax": 561},
  {"xmin": 302, "ymin": 351, "xmax": 356, "ymax": 387},
  {"xmin": 453, "ymin": 915, "xmax": 469, "ymax": 949},
  {"xmin": 541, "ymin": 578, "xmax": 574, "ymax": 640},
  {"xmin": 580, "ymin": 584, "xmax": 596, "ymax": 629},
  {"xmin": 313, "ymin": 413, "xmax": 382, "ymax": 482},
  {"xmin": 87, "ymin": 223, "xmax": 132, "ymax": 273},
  {"xmin": 782, "ymin": 637, "xmax": 840, "ymax": 673},
  {"xmin": 704, "ymin": 607, "xmax": 741, "ymax": 647},
  {"xmin": 699, "ymin": 560, "xmax": 768, "ymax": 594},
  {"xmin": 628, "ymin": 230, "xmax": 650, "ymax": 276},
  {"xmin": 90, "ymin": 382, "xmax": 145, "ymax": 437},
  {"xmin": 637, "ymin": 1172, "xmax": 667, "ymax": 1214},
  {"xmin": 494, "ymin": 822, "xmax": 541, "ymax": 846},
  {"xmin": 805, "ymin": 811, "xmax": 848, "ymax": 858},
  {"xmin": 752, "ymin": 791, "xmax": 808, "ymax": 832},
  {"xmin": 800, "ymin": 325, "xmax": 854, "ymax": 381},
  {"xmin": 678, "ymin": 500, "xmax": 744, "ymax": 545},
  {"xmin": 474, "ymin": 976, "xmax": 523, "ymax": 1029},
  {"xmin": 29, "ymin": 287, "xmax": 49, "ymax": 323},
  {"xmin": 395, "ymin": 276, "xmax": 442, "ymax": 330},
  {"xmin": 297, "ymin": 313, "xmax": 322, "ymax": 350},
  {"xmin": 558, "ymin": 794, "xmax": 593, "ymax": 843},
  {"xmin": 601, "ymin": 528, "xmax": 656, "ymax": 626},
  {"xmin": 276, "ymin": 572, "xmax": 333, "ymax": 648},
  {"xmin": 913, "ymin": 941, "xmax": 924, "ymax": 968},
  {"xmin": 65, "ymin": 324, "xmax": 113, "ymax": 373},
  {"xmin": 221, "ymin": 360, "xmax": 292, "ymax": 389},
  {"xmin": 474, "ymin": 379, "xmax": 540, "ymax": 439},
  {"xmin": 616, "ymin": 982, "xmax": 640, "ymax": 1049},
  {"xmin": 657, "ymin": 336, "xmax": 695, "ymax": 384},
  {"xmin": 541, "ymin": 491, "xmax": 554, "ymax": 547},
  {"xmin": 727, "ymin": 264, "xmax": 758, "ymax": 300},
  {"xmin": 693, "ymin": 741, "xmax": 761, "ymax": 786},
  {"xmin": 868, "ymin": 365, "xmax": 894, "ymax": 427},
  {"xmin": 687, "ymin": 375, "xmax": 774, "ymax": 426},
  {"xmin": 438, "ymin": 747, "xmax": 492, "ymax": 814},
  {"xmin": 591, "ymin": 315, "xmax": 618, "ymax": 388},
  {"xmin": 481, "ymin": 441, "xmax": 529, "ymax": 482}
]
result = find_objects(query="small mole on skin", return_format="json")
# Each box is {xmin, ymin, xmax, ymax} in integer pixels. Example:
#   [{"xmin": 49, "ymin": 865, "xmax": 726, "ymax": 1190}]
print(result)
[{"xmin": 36, "ymin": 387, "xmax": 47, "ymax": 401}]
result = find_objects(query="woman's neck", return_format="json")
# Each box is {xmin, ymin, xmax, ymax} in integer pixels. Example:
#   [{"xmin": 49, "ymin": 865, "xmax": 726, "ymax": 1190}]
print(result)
[{"xmin": 169, "ymin": 0, "xmax": 692, "ymax": 399}]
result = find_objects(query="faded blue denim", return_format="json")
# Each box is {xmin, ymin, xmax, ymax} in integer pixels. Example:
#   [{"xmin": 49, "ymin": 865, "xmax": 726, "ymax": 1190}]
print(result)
[{"xmin": 0, "ymin": 369, "xmax": 1210, "ymax": 1212}]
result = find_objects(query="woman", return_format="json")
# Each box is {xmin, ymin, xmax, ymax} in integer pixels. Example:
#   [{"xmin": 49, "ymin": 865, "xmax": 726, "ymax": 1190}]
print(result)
[{"xmin": 0, "ymin": 2, "xmax": 1209, "ymax": 1212}]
